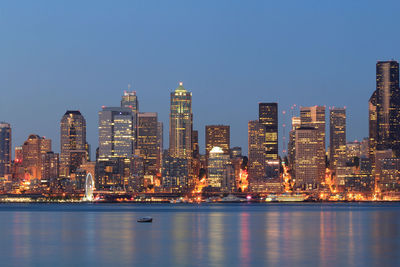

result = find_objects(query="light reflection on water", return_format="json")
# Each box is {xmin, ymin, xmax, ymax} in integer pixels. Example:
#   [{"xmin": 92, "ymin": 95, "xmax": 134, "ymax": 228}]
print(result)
[{"xmin": 0, "ymin": 203, "xmax": 400, "ymax": 266}]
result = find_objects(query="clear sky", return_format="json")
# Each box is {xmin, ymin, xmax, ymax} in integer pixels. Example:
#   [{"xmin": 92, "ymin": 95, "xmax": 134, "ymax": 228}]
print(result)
[{"xmin": 1, "ymin": 0, "xmax": 400, "ymax": 158}]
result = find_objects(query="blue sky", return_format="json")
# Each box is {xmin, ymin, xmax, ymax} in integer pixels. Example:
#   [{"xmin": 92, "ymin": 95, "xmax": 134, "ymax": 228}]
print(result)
[{"xmin": 1, "ymin": 0, "xmax": 400, "ymax": 157}]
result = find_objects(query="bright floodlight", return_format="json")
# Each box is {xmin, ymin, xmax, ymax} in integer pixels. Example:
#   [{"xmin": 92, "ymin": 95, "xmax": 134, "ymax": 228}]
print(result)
[{"xmin": 85, "ymin": 173, "xmax": 94, "ymax": 201}]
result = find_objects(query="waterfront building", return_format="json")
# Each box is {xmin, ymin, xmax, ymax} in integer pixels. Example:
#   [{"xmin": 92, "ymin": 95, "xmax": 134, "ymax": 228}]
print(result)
[
  {"xmin": 169, "ymin": 82, "xmax": 193, "ymax": 159},
  {"xmin": 0, "ymin": 122, "xmax": 11, "ymax": 178},
  {"xmin": 300, "ymin": 106, "xmax": 326, "ymax": 185},
  {"xmin": 60, "ymin": 110, "xmax": 87, "ymax": 177},
  {"xmin": 379, "ymin": 158, "xmax": 400, "ymax": 191},
  {"xmin": 329, "ymin": 108, "xmax": 346, "ymax": 170}
]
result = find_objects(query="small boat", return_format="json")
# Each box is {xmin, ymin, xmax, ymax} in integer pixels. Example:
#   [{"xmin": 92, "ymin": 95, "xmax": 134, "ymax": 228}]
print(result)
[{"xmin": 137, "ymin": 216, "xmax": 153, "ymax": 223}]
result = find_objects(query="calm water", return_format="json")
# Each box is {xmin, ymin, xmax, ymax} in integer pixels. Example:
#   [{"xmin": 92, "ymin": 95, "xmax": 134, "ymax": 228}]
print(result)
[{"xmin": 0, "ymin": 203, "xmax": 399, "ymax": 267}]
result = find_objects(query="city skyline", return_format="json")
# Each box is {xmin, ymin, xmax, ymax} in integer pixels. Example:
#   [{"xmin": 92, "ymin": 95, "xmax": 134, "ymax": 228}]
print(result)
[{"xmin": 3, "ymin": 1, "xmax": 400, "ymax": 157}]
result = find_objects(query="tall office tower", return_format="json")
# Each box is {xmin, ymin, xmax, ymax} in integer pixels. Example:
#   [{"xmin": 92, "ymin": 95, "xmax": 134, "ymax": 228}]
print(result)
[
  {"xmin": 22, "ymin": 134, "xmax": 52, "ymax": 179},
  {"xmin": 0, "ymin": 122, "xmax": 11, "ymax": 177},
  {"xmin": 191, "ymin": 130, "xmax": 201, "ymax": 186},
  {"xmin": 98, "ymin": 107, "xmax": 134, "ymax": 158},
  {"xmin": 192, "ymin": 130, "xmax": 199, "ymax": 159},
  {"xmin": 137, "ymin": 112, "xmax": 159, "ymax": 176},
  {"xmin": 288, "ymin": 117, "xmax": 300, "ymax": 170},
  {"xmin": 121, "ymin": 90, "xmax": 139, "ymax": 146},
  {"xmin": 169, "ymin": 82, "xmax": 193, "ymax": 159},
  {"xmin": 300, "ymin": 106, "xmax": 326, "ymax": 184},
  {"xmin": 294, "ymin": 127, "xmax": 319, "ymax": 189},
  {"xmin": 207, "ymin": 146, "xmax": 232, "ymax": 189},
  {"xmin": 259, "ymin": 103, "xmax": 278, "ymax": 159},
  {"xmin": 369, "ymin": 90, "xmax": 378, "ymax": 167},
  {"xmin": 248, "ymin": 120, "xmax": 266, "ymax": 184},
  {"xmin": 329, "ymin": 108, "xmax": 346, "ymax": 170},
  {"xmin": 157, "ymin": 122, "xmax": 163, "ymax": 173},
  {"xmin": 369, "ymin": 61, "xmax": 400, "ymax": 167},
  {"xmin": 205, "ymin": 125, "xmax": 230, "ymax": 160},
  {"xmin": 375, "ymin": 61, "xmax": 400, "ymax": 155},
  {"xmin": 60, "ymin": 111, "xmax": 87, "ymax": 177}
]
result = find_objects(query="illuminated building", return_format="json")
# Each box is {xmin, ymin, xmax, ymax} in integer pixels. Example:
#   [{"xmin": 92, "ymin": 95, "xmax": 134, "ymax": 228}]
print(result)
[
  {"xmin": 369, "ymin": 61, "xmax": 400, "ymax": 172},
  {"xmin": 41, "ymin": 152, "xmax": 59, "ymax": 182},
  {"xmin": 300, "ymin": 106, "xmax": 326, "ymax": 185},
  {"xmin": 22, "ymin": 134, "xmax": 52, "ymax": 179},
  {"xmin": 98, "ymin": 107, "xmax": 134, "ymax": 158},
  {"xmin": 294, "ymin": 127, "xmax": 319, "ymax": 189},
  {"xmin": 162, "ymin": 151, "xmax": 188, "ymax": 191},
  {"xmin": 288, "ymin": 116, "xmax": 300, "ymax": 172},
  {"xmin": 360, "ymin": 138, "xmax": 369, "ymax": 158},
  {"xmin": 121, "ymin": 90, "xmax": 138, "ymax": 146},
  {"xmin": 379, "ymin": 158, "xmax": 400, "ymax": 191},
  {"xmin": 259, "ymin": 103, "xmax": 278, "ymax": 160},
  {"xmin": 0, "ymin": 122, "xmax": 11, "ymax": 178},
  {"xmin": 329, "ymin": 108, "xmax": 346, "ymax": 170},
  {"xmin": 369, "ymin": 90, "xmax": 378, "ymax": 168},
  {"xmin": 207, "ymin": 146, "xmax": 232, "ymax": 189},
  {"xmin": 157, "ymin": 122, "xmax": 163, "ymax": 172},
  {"xmin": 137, "ymin": 112, "xmax": 159, "ymax": 176},
  {"xmin": 230, "ymin": 147, "xmax": 242, "ymax": 158},
  {"xmin": 248, "ymin": 120, "xmax": 266, "ymax": 184},
  {"xmin": 205, "ymin": 125, "xmax": 230, "ymax": 159},
  {"xmin": 12, "ymin": 146, "xmax": 24, "ymax": 181},
  {"xmin": 169, "ymin": 82, "xmax": 192, "ymax": 159},
  {"xmin": 375, "ymin": 61, "xmax": 400, "ymax": 155},
  {"xmin": 346, "ymin": 141, "xmax": 361, "ymax": 160},
  {"xmin": 60, "ymin": 110, "xmax": 87, "ymax": 177}
]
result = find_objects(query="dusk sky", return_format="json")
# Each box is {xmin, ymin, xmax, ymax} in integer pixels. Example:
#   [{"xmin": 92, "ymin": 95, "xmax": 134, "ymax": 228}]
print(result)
[{"xmin": 1, "ymin": 0, "xmax": 400, "ymax": 157}]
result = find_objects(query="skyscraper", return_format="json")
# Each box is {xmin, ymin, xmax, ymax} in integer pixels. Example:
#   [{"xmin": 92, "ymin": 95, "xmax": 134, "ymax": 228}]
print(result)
[
  {"xmin": 329, "ymin": 108, "xmax": 346, "ymax": 170},
  {"xmin": 288, "ymin": 116, "xmax": 300, "ymax": 171},
  {"xmin": 121, "ymin": 90, "xmax": 139, "ymax": 146},
  {"xmin": 370, "ymin": 61, "xmax": 400, "ymax": 159},
  {"xmin": 248, "ymin": 120, "xmax": 266, "ymax": 184},
  {"xmin": 205, "ymin": 125, "xmax": 230, "ymax": 159},
  {"xmin": 60, "ymin": 110, "xmax": 87, "ymax": 177},
  {"xmin": 137, "ymin": 112, "xmax": 159, "ymax": 176},
  {"xmin": 300, "ymin": 106, "xmax": 326, "ymax": 184},
  {"xmin": 98, "ymin": 107, "xmax": 134, "ymax": 158},
  {"xmin": 259, "ymin": 103, "xmax": 278, "ymax": 160},
  {"xmin": 0, "ymin": 122, "xmax": 11, "ymax": 178},
  {"xmin": 369, "ymin": 90, "xmax": 378, "ymax": 167},
  {"xmin": 294, "ymin": 127, "xmax": 319, "ymax": 189},
  {"xmin": 169, "ymin": 82, "xmax": 193, "ymax": 159}
]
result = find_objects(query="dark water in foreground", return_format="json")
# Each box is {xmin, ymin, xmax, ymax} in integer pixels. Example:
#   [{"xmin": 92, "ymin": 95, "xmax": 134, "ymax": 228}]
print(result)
[{"xmin": 0, "ymin": 203, "xmax": 399, "ymax": 267}]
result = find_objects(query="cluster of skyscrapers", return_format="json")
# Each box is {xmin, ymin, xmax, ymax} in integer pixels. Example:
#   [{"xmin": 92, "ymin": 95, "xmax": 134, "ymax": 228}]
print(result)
[{"xmin": 0, "ymin": 61, "xmax": 400, "ymax": 197}]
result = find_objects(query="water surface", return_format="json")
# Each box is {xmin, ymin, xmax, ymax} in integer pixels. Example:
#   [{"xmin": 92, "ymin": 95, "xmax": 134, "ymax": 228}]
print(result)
[{"xmin": 0, "ymin": 203, "xmax": 399, "ymax": 266}]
